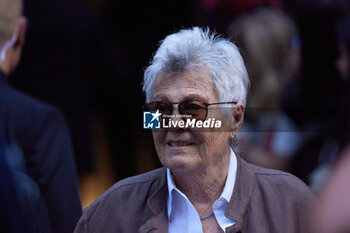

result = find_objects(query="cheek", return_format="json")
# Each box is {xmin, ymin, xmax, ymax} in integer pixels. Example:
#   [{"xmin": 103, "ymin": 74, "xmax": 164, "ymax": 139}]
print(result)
[
  {"xmin": 152, "ymin": 131, "xmax": 166, "ymax": 146},
  {"xmin": 203, "ymin": 133, "xmax": 218, "ymax": 152},
  {"xmin": 152, "ymin": 130, "xmax": 166, "ymax": 156},
  {"xmin": 200, "ymin": 132, "xmax": 230, "ymax": 154}
]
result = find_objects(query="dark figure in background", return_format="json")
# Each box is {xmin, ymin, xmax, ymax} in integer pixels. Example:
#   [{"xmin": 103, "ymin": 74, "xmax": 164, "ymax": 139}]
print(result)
[
  {"xmin": 10, "ymin": 0, "xmax": 140, "ymax": 179},
  {"xmin": 10, "ymin": 0, "xmax": 95, "ymax": 175},
  {"xmin": 0, "ymin": 0, "xmax": 82, "ymax": 232},
  {"xmin": 195, "ymin": 0, "xmax": 283, "ymax": 36},
  {"xmin": 336, "ymin": 8, "xmax": 350, "ymax": 146},
  {"xmin": 229, "ymin": 8, "xmax": 302, "ymax": 172},
  {"xmin": 287, "ymin": 3, "xmax": 350, "ymax": 191},
  {"xmin": 309, "ymin": 144, "xmax": 350, "ymax": 233},
  {"xmin": 308, "ymin": 12, "xmax": 350, "ymax": 231}
]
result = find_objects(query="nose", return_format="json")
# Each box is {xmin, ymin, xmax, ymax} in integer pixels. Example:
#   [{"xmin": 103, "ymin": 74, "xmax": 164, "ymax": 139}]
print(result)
[
  {"xmin": 171, "ymin": 103, "xmax": 180, "ymax": 116},
  {"xmin": 169, "ymin": 103, "xmax": 186, "ymax": 130}
]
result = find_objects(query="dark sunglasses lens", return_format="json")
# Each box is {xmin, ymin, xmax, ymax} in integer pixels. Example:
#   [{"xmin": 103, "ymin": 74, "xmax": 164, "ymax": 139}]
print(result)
[{"xmin": 179, "ymin": 101, "xmax": 207, "ymax": 121}]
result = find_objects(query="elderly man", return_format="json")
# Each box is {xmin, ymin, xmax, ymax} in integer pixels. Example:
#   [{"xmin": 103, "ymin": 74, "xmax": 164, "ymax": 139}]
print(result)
[
  {"xmin": 74, "ymin": 27, "xmax": 313, "ymax": 233},
  {"xmin": 0, "ymin": 0, "xmax": 82, "ymax": 232}
]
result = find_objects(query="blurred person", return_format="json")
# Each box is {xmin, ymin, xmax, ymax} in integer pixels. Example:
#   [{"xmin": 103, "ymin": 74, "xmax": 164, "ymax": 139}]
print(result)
[
  {"xmin": 288, "ymin": 3, "xmax": 348, "ymax": 190},
  {"xmin": 337, "ymin": 11, "xmax": 350, "ymax": 107},
  {"xmin": 309, "ymin": 144, "xmax": 350, "ymax": 233},
  {"xmin": 11, "ymin": 0, "xmax": 142, "ymax": 180},
  {"xmin": 0, "ymin": 0, "xmax": 82, "ymax": 232},
  {"xmin": 196, "ymin": 0, "xmax": 283, "ymax": 36},
  {"xmin": 228, "ymin": 8, "xmax": 302, "ymax": 171},
  {"xmin": 74, "ymin": 27, "xmax": 313, "ymax": 233},
  {"xmin": 308, "ymin": 11, "xmax": 350, "ymax": 233},
  {"xmin": 10, "ymin": 0, "xmax": 96, "ymax": 176}
]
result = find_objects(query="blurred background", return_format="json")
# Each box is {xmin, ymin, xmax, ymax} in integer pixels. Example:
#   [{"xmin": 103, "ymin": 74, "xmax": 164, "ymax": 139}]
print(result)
[{"xmin": 9, "ymin": 0, "xmax": 350, "ymax": 209}]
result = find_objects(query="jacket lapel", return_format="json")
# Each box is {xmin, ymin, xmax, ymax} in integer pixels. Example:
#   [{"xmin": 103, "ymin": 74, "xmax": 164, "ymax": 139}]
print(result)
[
  {"xmin": 139, "ymin": 168, "xmax": 168, "ymax": 233},
  {"xmin": 138, "ymin": 210, "xmax": 168, "ymax": 233},
  {"xmin": 225, "ymin": 156, "xmax": 256, "ymax": 233}
]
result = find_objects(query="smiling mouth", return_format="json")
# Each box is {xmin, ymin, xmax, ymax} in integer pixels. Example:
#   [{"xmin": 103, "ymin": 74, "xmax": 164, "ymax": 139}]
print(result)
[{"xmin": 167, "ymin": 142, "xmax": 195, "ymax": 147}]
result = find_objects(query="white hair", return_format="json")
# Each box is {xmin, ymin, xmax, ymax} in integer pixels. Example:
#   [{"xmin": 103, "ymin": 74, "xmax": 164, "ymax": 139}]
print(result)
[{"xmin": 142, "ymin": 27, "xmax": 250, "ymax": 106}]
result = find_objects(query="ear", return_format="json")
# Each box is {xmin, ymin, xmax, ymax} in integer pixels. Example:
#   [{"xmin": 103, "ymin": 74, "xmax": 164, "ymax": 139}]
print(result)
[
  {"xmin": 14, "ymin": 16, "xmax": 27, "ymax": 48},
  {"xmin": 231, "ymin": 102, "xmax": 244, "ymax": 137}
]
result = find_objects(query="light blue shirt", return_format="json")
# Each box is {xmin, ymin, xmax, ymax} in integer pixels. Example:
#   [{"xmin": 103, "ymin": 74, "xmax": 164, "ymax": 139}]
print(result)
[{"xmin": 167, "ymin": 148, "xmax": 237, "ymax": 233}]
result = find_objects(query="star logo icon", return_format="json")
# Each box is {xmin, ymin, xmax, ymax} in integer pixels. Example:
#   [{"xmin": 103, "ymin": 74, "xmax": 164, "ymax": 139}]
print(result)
[
  {"xmin": 151, "ymin": 110, "xmax": 162, "ymax": 122},
  {"xmin": 143, "ymin": 110, "xmax": 162, "ymax": 129}
]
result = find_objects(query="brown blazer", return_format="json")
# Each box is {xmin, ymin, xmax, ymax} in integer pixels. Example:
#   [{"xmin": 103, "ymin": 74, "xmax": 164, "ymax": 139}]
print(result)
[{"xmin": 74, "ymin": 156, "xmax": 314, "ymax": 233}]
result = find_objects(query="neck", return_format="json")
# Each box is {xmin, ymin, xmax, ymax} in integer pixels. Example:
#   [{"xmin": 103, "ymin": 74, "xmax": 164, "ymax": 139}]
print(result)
[
  {"xmin": 171, "ymin": 147, "xmax": 231, "ymax": 205},
  {"xmin": 0, "ymin": 63, "xmax": 10, "ymax": 76},
  {"xmin": 0, "ymin": 51, "xmax": 12, "ymax": 76}
]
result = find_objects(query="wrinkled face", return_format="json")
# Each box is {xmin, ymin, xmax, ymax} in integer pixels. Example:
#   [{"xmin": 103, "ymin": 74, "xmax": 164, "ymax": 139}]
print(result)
[{"xmin": 151, "ymin": 66, "xmax": 233, "ymax": 173}]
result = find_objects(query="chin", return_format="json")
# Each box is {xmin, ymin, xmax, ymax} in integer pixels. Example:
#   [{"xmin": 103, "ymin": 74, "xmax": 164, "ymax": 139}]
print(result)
[{"xmin": 164, "ymin": 156, "xmax": 200, "ymax": 173}]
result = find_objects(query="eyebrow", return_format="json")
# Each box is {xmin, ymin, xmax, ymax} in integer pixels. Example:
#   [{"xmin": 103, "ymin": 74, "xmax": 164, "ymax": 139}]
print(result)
[
  {"xmin": 152, "ymin": 94, "xmax": 208, "ymax": 102},
  {"xmin": 183, "ymin": 94, "xmax": 207, "ymax": 102},
  {"xmin": 151, "ymin": 94, "xmax": 168, "ymax": 102}
]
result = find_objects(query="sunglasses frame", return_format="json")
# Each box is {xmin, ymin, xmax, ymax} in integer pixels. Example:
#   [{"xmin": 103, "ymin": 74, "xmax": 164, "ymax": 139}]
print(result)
[{"xmin": 144, "ymin": 100, "xmax": 237, "ymax": 122}]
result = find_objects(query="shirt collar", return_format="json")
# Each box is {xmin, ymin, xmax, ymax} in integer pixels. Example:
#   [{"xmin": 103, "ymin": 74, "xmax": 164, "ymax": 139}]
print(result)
[
  {"xmin": 219, "ymin": 148, "xmax": 237, "ymax": 203},
  {"xmin": 166, "ymin": 167, "xmax": 177, "ymax": 218},
  {"xmin": 166, "ymin": 148, "xmax": 237, "ymax": 218}
]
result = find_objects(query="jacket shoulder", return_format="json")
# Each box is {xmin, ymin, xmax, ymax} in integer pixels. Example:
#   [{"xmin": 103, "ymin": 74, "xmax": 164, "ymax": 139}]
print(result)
[
  {"xmin": 0, "ymin": 84, "xmax": 67, "ymax": 147},
  {"xmin": 89, "ymin": 167, "xmax": 166, "ymax": 206},
  {"xmin": 75, "ymin": 168, "xmax": 166, "ymax": 232},
  {"xmin": 246, "ymin": 162, "xmax": 314, "ymax": 205},
  {"xmin": 0, "ymin": 84, "xmax": 64, "ymax": 121},
  {"xmin": 239, "ymin": 161, "xmax": 315, "ymax": 232}
]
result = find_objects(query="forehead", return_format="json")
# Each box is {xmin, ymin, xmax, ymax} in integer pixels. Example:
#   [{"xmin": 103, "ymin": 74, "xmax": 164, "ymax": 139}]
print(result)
[{"xmin": 152, "ymin": 66, "xmax": 218, "ymax": 102}]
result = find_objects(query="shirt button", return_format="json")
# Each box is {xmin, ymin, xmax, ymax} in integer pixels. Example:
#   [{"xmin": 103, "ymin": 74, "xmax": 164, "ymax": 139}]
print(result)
[{"xmin": 217, "ymin": 200, "xmax": 223, "ymax": 207}]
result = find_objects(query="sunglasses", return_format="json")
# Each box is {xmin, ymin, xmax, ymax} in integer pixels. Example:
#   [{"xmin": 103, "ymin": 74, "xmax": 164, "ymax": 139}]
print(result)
[{"xmin": 144, "ymin": 100, "xmax": 237, "ymax": 122}]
